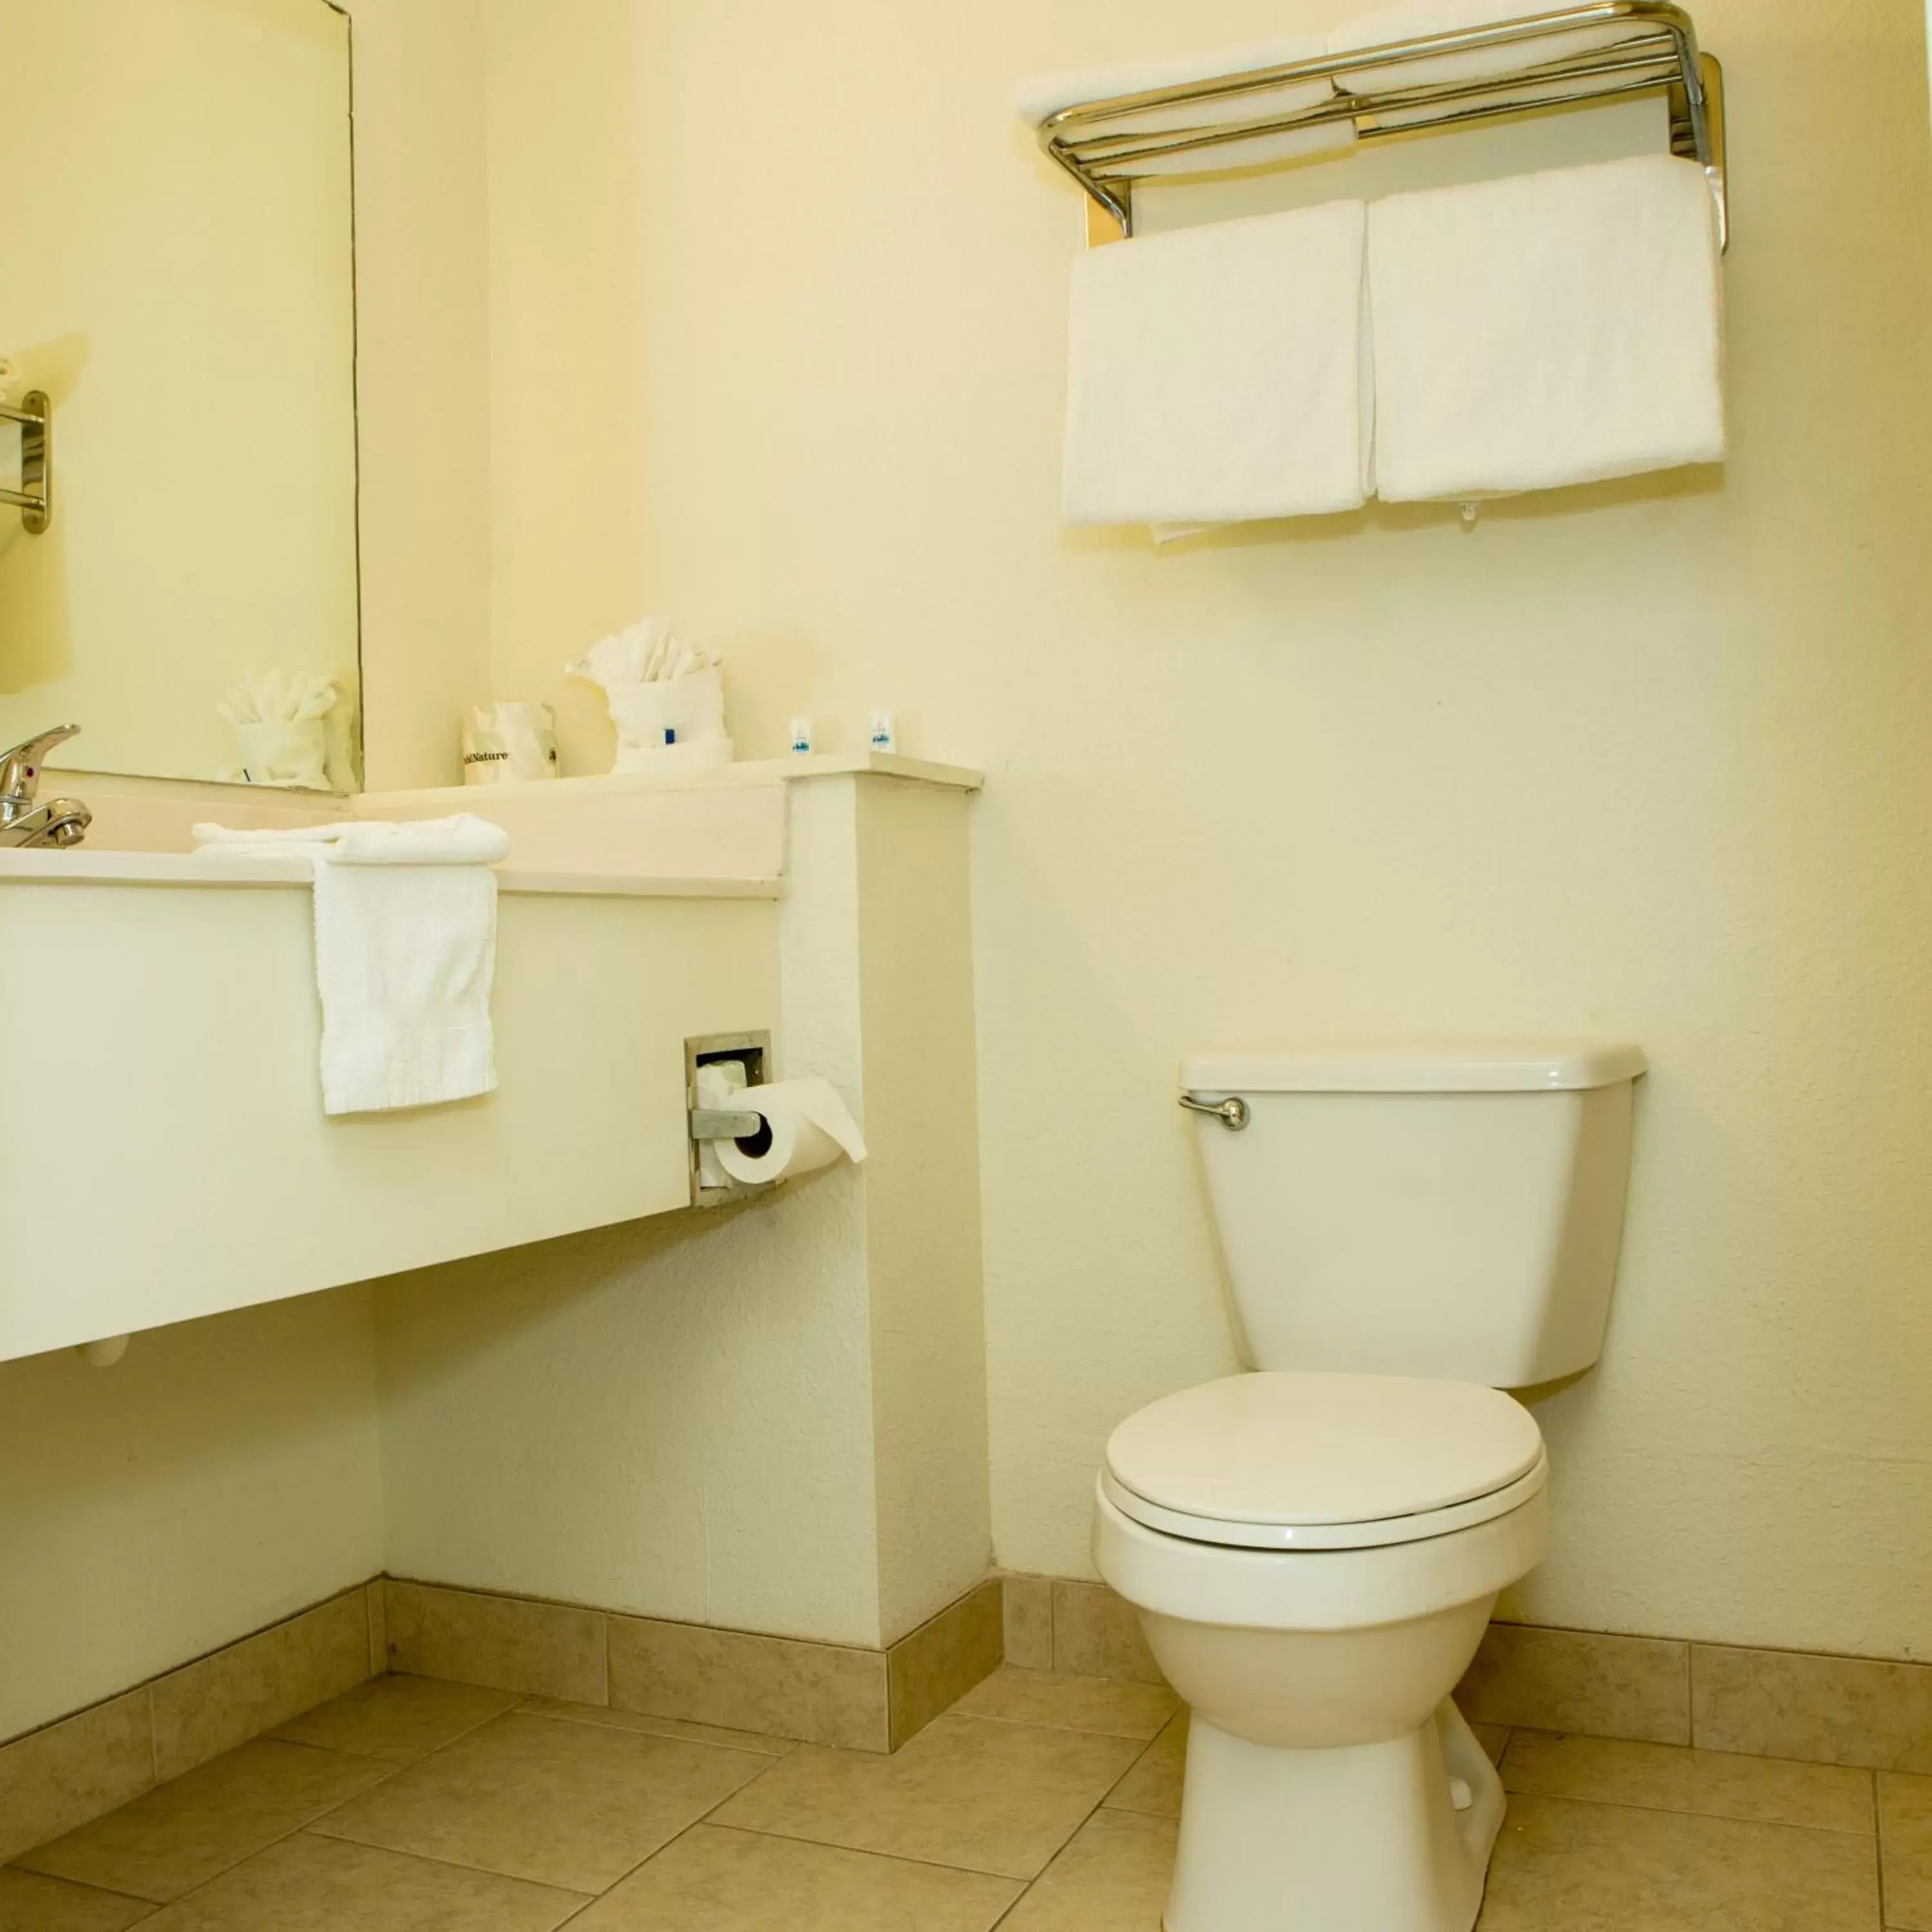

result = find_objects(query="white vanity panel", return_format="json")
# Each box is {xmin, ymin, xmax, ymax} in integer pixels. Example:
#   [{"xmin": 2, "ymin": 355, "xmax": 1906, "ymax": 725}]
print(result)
[{"xmin": 0, "ymin": 881, "xmax": 778, "ymax": 1361}]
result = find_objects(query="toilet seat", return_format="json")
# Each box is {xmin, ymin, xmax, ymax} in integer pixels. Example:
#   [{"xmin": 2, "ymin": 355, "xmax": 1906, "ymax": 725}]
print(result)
[
  {"xmin": 1103, "ymin": 1370, "xmax": 1547, "ymax": 1551},
  {"xmin": 1100, "ymin": 1460, "xmax": 1548, "ymax": 1550}
]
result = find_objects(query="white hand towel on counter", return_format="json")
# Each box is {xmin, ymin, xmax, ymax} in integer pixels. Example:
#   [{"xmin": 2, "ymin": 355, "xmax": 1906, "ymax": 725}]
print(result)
[
  {"xmin": 1368, "ymin": 153, "xmax": 1724, "ymax": 502},
  {"xmin": 1328, "ymin": 0, "xmax": 1638, "ymax": 94},
  {"xmin": 1018, "ymin": 35, "xmax": 1354, "ymax": 175},
  {"xmin": 193, "ymin": 814, "xmax": 511, "ymax": 1117},
  {"xmin": 1065, "ymin": 199, "xmax": 1372, "ymax": 528}
]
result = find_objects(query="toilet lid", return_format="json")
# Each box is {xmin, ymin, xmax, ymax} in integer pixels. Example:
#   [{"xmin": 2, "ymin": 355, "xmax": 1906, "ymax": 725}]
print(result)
[{"xmin": 1104, "ymin": 1372, "xmax": 1544, "ymax": 1546}]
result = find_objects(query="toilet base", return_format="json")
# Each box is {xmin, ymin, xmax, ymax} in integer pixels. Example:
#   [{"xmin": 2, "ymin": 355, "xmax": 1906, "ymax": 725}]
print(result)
[{"xmin": 1165, "ymin": 1698, "xmax": 1504, "ymax": 1932}]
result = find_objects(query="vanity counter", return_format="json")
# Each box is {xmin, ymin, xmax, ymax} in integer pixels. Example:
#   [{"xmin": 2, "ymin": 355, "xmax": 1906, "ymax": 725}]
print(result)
[
  {"xmin": 0, "ymin": 848, "xmax": 782, "ymax": 898},
  {"xmin": 1, "ymin": 878, "xmax": 781, "ymax": 1363},
  {"xmin": 26, "ymin": 750, "xmax": 981, "ymax": 895},
  {"xmin": 0, "ymin": 759, "xmax": 979, "ymax": 1364}
]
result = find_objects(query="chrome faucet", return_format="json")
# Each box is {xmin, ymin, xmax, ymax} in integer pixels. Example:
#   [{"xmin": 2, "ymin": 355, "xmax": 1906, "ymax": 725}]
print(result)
[{"xmin": 0, "ymin": 725, "xmax": 91, "ymax": 848}]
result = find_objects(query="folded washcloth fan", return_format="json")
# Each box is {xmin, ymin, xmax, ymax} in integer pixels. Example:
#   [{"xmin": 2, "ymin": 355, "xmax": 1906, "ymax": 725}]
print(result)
[
  {"xmin": 566, "ymin": 616, "xmax": 721, "ymax": 694},
  {"xmin": 217, "ymin": 668, "xmax": 337, "ymax": 730},
  {"xmin": 567, "ymin": 618, "xmax": 732, "ymax": 772},
  {"xmin": 217, "ymin": 669, "xmax": 339, "ymax": 790}
]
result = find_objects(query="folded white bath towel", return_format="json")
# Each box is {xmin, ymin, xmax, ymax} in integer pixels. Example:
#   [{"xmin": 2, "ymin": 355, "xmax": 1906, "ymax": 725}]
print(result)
[
  {"xmin": 193, "ymin": 814, "xmax": 511, "ymax": 1116},
  {"xmin": 1328, "ymin": 0, "xmax": 1639, "ymax": 94},
  {"xmin": 1065, "ymin": 199, "xmax": 1372, "ymax": 527},
  {"xmin": 1018, "ymin": 35, "xmax": 1354, "ymax": 176},
  {"xmin": 1368, "ymin": 153, "xmax": 1724, "ymax": 502}
]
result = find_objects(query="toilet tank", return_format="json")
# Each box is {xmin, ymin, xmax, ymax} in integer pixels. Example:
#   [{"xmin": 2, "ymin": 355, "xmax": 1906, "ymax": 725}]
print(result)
[{"xmin": 1181, "ymin": 1041, "xmax": 1645, "ymax": 1388}]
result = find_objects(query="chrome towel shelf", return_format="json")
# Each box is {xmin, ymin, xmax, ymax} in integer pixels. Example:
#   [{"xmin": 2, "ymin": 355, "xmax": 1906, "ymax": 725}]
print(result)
[{"xmin": 1033, "ymin": 1, "xmax": 1725, "ymax": 249}]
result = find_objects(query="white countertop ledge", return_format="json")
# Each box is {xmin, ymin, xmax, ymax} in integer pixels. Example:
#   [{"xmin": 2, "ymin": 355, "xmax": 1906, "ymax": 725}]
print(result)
[
  {"xmin": 0, "ymin": 848, "xmax": 781, "ymax": 898},
  {"xmin": 355, "ymin": 749, "xmax": 985, "ymax": 811}
]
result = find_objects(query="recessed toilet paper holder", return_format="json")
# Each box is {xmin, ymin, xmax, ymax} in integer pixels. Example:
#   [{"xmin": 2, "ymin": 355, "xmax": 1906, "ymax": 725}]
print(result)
[{"xmin": 686, "ymin": 1030, "xmax": 773, "ymax": 1206}]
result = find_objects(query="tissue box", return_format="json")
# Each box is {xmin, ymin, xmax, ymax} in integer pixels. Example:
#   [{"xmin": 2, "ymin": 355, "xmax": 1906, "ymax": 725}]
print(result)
[{"xmin": 462, "ymin": 703, "xmax": 559, "ymax": 785}]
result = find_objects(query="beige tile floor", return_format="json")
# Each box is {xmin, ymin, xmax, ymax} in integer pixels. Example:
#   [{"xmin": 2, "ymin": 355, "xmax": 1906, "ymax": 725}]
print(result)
[{"xmin": 1, "ymin": 1665, "xmax": 1918, "ymax": 1929}]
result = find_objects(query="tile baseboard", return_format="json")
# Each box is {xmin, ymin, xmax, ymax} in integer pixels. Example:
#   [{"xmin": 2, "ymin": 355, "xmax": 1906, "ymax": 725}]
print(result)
[
  {"xmin": 886, "ymin": 1577, "xmax": 1005, "ymax": 1749},
  {"xmin": 29, "ymin": 1564, "xmax": 1924, "ymax": 1875},
  {"xmin": 1690, "ymin": 1643, "xmax": 1932, "ymax": 1774},
  {"xmin": 1456, "ymin": 1620, "xmax": 1690, "ymax": 1746},
  {"xmin": 994, "ymin": 1576, "xmax": 1170, "ymax": 1685},
  {"xmin": 605, "ymin": 1613, "xmax": 887, "ymax": 1752},
  {"xmin": 999, "ymin": 1573, "xmax": 1932, "ymax": 1774},
  {"xmin": 384, "ymin": 1575, "xmax": 1005, "ymax": 1757},
  {"xmin": 0, "ymin": 1573, "xmax": 1005, "ymax": 1873},
  {"xmin": 383, "ymin": 1578, "xmax": 608, "ymax": 1708},
  {"xmin": 0, "ymin": 1579, "xmax": 381, "ymax": 1865}
]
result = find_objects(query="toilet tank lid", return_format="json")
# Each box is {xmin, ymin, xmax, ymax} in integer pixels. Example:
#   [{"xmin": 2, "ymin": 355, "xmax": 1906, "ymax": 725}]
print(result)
[{"xmin": 1181, "ymin": 1039, "xmax": 1647, "ymax": 1094}]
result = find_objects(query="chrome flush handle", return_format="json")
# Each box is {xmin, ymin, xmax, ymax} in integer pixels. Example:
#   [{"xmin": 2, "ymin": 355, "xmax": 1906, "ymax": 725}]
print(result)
[{"xmin": 1179, "ymin": 1094, "xmax": 1250, "ymax": 1131}]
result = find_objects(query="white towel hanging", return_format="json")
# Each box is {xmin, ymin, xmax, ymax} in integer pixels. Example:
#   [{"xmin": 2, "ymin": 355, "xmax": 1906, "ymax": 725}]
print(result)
[
  {"xmin": 1368, "ymin": 153, "xmax": 1725, "ymax": 502},
  {"xmin": 1063, "ymin": 199, "xmax": 1373, "ymax": 529},
  {"xmin": 193, "ymin": 815, "xmax": 510, "ymax": 1115}
]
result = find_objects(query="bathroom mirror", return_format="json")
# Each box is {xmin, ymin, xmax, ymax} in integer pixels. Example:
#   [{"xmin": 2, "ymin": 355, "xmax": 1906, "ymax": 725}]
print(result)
[{"xmin": 0, "ymin": 0, "xmax": 360, "ymax": 791}]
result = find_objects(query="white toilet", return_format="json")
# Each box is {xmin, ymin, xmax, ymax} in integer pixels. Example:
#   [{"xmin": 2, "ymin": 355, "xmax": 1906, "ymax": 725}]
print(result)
[{"xmin": 1095, "ymin": 1040, "xmax": 1645, "ymax": 1932}]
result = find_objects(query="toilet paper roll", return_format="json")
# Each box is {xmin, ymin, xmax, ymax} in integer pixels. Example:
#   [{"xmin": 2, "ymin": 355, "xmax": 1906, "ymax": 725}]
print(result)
[{"xmin": 715, "ymin": 1078, "xmax": 868, "ymax": 1186}]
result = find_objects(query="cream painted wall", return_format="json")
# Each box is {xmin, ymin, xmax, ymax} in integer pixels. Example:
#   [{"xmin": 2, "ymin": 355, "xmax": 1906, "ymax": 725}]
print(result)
[
  {"xmin": 376, "ymin": 775, "xmax": 992, "ymax": 1649},
  {"xmin": 851, "ymin": 781, "xmax": 993, "ymax": 1639},
  {"xmin": 349, "ymin": 0, "xmax": 494, "ymax": 790},
  {"xmin": 355, "ymin": 0, "xmax": 643, "ymax": 783},
  {"xmin": 479, "ymin": 0, "xmax": 652, "ymax": 768},
  {"xmin": 377, "ymin": 1195, "xmax": 885, "ymax": 1642},
  {"xmin": 473, "ymin": 0, "xmax": 1932, "ymax": 1660},
  {"xmin": 0, "ymin": 1291, "xmax": 383, "ymax": 1741},
  {"xmin": 14, "ymin": 0, "xmax": 1927, "ymax": 1747},
  {"xmin": 343, "ymin": 3, "xmax": 999, "ymax": 1656}
]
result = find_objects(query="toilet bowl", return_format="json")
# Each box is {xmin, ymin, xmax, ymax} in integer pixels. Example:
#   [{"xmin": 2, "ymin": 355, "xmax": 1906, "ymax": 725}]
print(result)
[
  {"xmin": 1097, "ymin": 1368, "xmax": 1546, "ymax": 1924},
  {"xmin": 1113, "ymin": 1040, "xmax": 1643, "ymax": 1931},
  {"xmin": 1095, "ymin": 1369, "xmax": 1549, "ymax": 1932}
]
